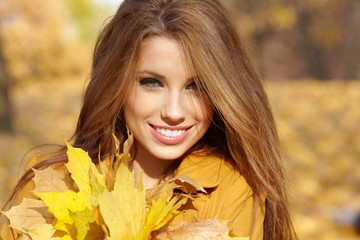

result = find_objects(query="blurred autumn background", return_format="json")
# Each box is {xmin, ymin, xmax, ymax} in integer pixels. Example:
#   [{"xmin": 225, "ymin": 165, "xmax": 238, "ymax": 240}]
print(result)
[{"xmin": 0, "ymin": 0, "xmax": 359, "ymax": 239}]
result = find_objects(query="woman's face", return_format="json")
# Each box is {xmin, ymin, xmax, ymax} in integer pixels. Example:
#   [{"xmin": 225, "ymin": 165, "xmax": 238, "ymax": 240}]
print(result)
[{"xmin": 124, "ymin": 36, "xmax": 213, "ymax": 162}]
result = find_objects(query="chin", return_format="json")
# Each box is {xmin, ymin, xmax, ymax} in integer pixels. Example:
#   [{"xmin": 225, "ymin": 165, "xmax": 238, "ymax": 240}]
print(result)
[{"xmin": 149, "ymin": 146, "xmax": 190, "ymax": 161}]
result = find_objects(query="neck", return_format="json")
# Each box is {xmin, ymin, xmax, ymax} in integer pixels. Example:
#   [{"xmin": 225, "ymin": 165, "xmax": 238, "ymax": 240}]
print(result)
[{"xmin": 130, "ymin": 149, "xmax": 176, "ymax": 190}]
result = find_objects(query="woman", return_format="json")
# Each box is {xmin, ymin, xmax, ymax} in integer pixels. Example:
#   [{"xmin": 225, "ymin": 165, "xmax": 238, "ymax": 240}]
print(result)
[{"xmin": 1, "ymin": 0, "xmax": 295, "ymax": 239}]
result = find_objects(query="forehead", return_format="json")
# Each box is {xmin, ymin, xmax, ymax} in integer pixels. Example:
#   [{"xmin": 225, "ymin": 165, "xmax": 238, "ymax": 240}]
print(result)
[
  {"xmin": 139, "ymin": 36, "xmax": 184, "ymax": 62},
  {"xmin": 140, "ymin": 36, "xmax": 181, "ymax": 54},
  {"xmin": 137, "ymin": 36, "xmax": 192, "ymax": 77}
]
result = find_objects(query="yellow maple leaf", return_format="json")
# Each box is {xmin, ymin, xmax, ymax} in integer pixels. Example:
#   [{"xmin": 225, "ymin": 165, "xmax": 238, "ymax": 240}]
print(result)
[
  {"xmin": 32, "ymin": 167, "xmax": 69, "ymax": 193},
  {"xmin": 69, "ymin": 208, "xmax": 96, "ymax": 240},
  {"xmin": 138, "ymin": 195, "xmax": 186, "ymax": 240},
  {"xmin": 32, "ymin": 142, "xmax": 108, "ymax": 239},
  {"xmin": 98, "ymin": 161, "xmax": 146, "ymax": 240},
  {"xmin": 35, "ymin": 190, "xmax": 88, "ymax": 225},
  {"xmin": 113, "ymin": 131, "xmax": 133, "ymax": 171},
  {"xmin": 1, "ymin": 198, "xmax": 53, "ymax": 234},
  {"xmin": 146, "ymin": 175, "xmax": 206, "ymax": 205},
  {"xmin": 27, "ymin": 223, "xmax": 60, "ymax": 240},
  {"xmin": 64, "ymin": 142, "xmax": 106, "ymax": 210}
]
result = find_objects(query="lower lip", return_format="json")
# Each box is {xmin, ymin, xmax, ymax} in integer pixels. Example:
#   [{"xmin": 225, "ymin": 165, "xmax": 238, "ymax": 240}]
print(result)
[{"xmin": 149, "ymin": 125, "xmax": 191, "ymax": 145}]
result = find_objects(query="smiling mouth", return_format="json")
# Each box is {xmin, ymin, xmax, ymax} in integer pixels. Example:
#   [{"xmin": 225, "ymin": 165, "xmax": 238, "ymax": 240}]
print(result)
[
  {"xmin": 155, "ymin": 127, "xmax": 186, "ymax": 137},
  {"xmin": 149, "ymin": 124, "xmax": 192, "ymax": 145}
]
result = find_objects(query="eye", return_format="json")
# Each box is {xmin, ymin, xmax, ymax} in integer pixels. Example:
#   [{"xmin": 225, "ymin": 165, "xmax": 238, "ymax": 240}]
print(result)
[
  {"xmin": 139, "ymin": 78, "xmax": 163, "ymax": 88},
  {"xmin": 186, "ymin": 82, "xmax": 198, "ymax": 91}
]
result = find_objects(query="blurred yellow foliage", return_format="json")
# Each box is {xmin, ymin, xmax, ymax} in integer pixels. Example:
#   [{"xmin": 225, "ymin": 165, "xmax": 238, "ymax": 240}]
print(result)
[
  {"xmin": 309, "ymin": 23, "xmax": 341, "ymax": 49},
  {"xmin": 304, "ymin": 0, "xmax": 332, "ymax": 10},
  {"xmin": 266, "ymin": 80, "xmax": 360, "ymax": 239},
  {"xmin": 269, "ymin": 6, "xmax": 297, "ymax": 30},
  {"xmin": 0, "ymin": 0, "xmax": 92, "ymax": 83}
]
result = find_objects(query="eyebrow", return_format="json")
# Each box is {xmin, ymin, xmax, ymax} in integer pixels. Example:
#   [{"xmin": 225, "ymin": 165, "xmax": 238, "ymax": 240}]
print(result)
[
  {"xmin": 138, "ymin": 70, "xmax": 196, "ymax": 83},
  {"xmin": 138, "ymin": 70, "xmax": 165, "ymax": 80}
]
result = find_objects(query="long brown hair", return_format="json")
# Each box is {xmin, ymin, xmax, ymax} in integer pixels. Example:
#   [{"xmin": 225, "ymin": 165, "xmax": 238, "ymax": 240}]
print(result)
[{"xmin": 4, "ymin": 0, "xmax": 295, "ymax": 239}]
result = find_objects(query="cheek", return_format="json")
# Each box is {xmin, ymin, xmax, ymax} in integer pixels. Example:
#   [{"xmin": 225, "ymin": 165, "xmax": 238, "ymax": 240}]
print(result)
[{"xmin": 124, "ymin": 88, "xmax": 158, "ymax": 125}]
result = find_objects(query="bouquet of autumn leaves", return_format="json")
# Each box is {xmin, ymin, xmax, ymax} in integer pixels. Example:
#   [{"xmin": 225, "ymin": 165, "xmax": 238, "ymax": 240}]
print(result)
[{"xmin": 2, "ymin": 134, "xmax": 248, "ymax": 240}]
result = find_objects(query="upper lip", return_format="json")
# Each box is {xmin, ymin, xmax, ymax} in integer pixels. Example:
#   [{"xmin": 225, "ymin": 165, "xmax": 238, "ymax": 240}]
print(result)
[{"xmin": 150, "ymin": 124, "xmax": 193, "ymax": 130}]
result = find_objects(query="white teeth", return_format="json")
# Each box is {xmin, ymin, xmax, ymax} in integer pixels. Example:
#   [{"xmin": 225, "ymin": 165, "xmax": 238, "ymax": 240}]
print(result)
[
  {"xmin": 165, "ymin": 129, "xmax": 171, "ymax": 137},
  {"xmin": 156, "ymin": 127, "xmax": 185, "ymax": 137}
]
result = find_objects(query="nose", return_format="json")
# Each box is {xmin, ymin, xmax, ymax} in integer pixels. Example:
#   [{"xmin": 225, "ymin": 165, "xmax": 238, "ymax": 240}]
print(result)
[{"xmin": 161, "ymin": 91, "xmax": 185, "ymax": 124}]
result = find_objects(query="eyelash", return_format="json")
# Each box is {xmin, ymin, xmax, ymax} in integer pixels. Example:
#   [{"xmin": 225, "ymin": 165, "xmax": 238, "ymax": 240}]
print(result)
[
  {"xmin": 138, "ymin": 78, "xmax": 199, "ymax": 91},
  {"xmin": 185, "ymin": 82, "xmax": 198, "ymax": 91},
  {"xmin": 139, "ymin": 78, "xmax": 163, "ymax": 88}
]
